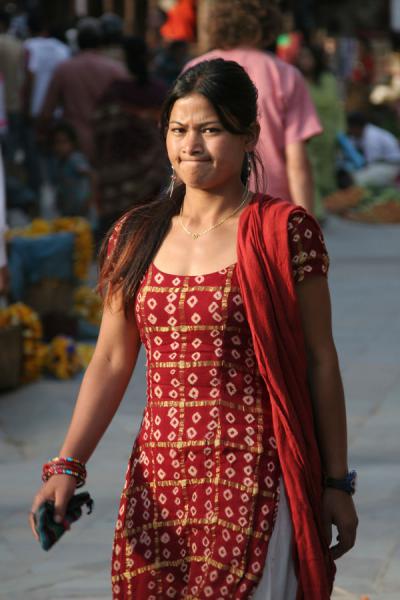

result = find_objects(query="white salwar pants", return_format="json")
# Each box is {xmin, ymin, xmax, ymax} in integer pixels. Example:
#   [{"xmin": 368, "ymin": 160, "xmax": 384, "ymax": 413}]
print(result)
[{"xmin": 252, "ymin": 480, "xmax": 298, "ymax": 600}]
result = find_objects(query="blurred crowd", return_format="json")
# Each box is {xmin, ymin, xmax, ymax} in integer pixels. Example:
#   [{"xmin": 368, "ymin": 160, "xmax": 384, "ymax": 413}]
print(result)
[{"xmin": 0, "ymin": 0, "xmax": 400, "ymax": 286}]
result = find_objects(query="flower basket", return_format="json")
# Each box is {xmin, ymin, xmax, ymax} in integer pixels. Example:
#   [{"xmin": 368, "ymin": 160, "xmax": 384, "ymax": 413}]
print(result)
[{"xmin": 0, "ymin": 324, "xmax": 23, "ymax": 390}]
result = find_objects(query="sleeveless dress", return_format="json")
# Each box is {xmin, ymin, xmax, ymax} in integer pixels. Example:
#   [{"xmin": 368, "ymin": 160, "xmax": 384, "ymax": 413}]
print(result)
[{"xmin": 110, "ymin": 212, "xmax": 329, "ymax": 599}]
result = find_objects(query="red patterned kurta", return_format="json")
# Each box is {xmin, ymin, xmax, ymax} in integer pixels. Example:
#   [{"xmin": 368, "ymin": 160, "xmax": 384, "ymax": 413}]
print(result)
[{"xmin": 110, "ymin": 212, "xmax": 329, "ymax": 599}]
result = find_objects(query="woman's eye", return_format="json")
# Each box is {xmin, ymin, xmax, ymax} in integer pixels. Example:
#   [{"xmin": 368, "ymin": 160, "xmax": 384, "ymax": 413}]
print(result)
[
  {"xmin": 171, "ymin": 127, "xmax": 185, "ymax": 134},
  {"xmin": 203, "ymin": 128, "xmax": 220, "ymax": 134}
]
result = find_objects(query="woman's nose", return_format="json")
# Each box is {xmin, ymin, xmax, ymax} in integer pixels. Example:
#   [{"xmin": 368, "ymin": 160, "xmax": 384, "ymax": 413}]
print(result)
[{"xmin": 183, "ymin": 130, "xmax": 203, "ymax": 155}]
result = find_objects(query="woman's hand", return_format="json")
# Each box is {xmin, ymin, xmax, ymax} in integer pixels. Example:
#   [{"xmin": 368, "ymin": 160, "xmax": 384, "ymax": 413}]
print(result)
[
  {"xmin": 29, "ymin": 475, "xmax": 77, "ymax": 540},
  {"xmin": 322, "ymin": 487, "xmax": 358, "ymax": 560}
]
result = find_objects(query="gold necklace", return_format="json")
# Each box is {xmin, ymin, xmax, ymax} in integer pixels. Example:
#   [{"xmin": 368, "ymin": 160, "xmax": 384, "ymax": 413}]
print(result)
[{"xmin": 179, "ymin": 190, "xmax": 251, "ymax": 240}]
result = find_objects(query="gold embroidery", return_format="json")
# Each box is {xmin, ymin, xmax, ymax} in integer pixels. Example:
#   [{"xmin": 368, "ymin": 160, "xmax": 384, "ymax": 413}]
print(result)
[
  {"xmin": 141, "ymin": 439, "xmax": 264, "ymax": 453},
  {"xmin": 144, "ymin": 285, "xmax": 241, "ymax": 293},
  {"xmin": 149, "ymin": 359, "xmax": 246, "ymax": 370},
  {"xmin": 143, "ymin": 324, "xmax": 241, "ymax": 333},
  {"xmin": 115, "ymin": 514, "xmax": 270, "ymax": 540},
  {"xmin": 123, "ymin": 475, "xmax": 270, "ymax": 496},
  {"xmin": 111, "ymin": 553, "xmax": 264, "ymax": 584},
  {"xmin": 150, "ymin": 398, "xmax": 264, "ymax": 414}
]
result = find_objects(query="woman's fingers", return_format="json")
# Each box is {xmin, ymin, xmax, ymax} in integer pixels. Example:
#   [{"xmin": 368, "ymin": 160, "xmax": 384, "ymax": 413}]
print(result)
[
  {"xmin": 330, "ymin": 526, "xmax": 357, "ymax": 560},
  {"xmin": 54, "ymin": 487, "xmax": 71, "ymax": 523},
  {"xmin": 28, "ymin": 509, "xmax": 39, "ymax": 541},
  {"xmin": 323, "ymin": 488, "xmax": 358, "ymax": 560},
  {"xmin": 53, "ymin": 475, "xmax": 77, "ymax": 522},
  {"xmin": 29, "ymin": 490, "xmax": 48, "ymax": 540},
  {"xmin": 332, "ymin": 513, "xmax": 358, "ymax": 559},
  {"xmin": 29, "ymin": 476, "xmax": 76, "ymax": 540}
]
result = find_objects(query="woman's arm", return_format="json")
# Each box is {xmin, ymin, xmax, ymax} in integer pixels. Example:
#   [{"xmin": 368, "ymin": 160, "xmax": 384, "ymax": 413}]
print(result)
[
  {"xmin": 58, "ymin": 292, "xmax": 141, "ymax": 462},
  {"xmin": 30, "ymin": 291, "xmax": 141, "ymax": 535},
  {"xmin": 296, "ymin": 276, "xmax": 358, "ymax": 559}
]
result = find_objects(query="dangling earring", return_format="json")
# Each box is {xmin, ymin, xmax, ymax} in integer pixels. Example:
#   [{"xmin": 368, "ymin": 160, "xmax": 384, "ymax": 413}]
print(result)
[
  {"xmin": 167, "ymin": 166, "xmax": 176, "ymax": 199},
  {"xmin": 245, "ymin": 152, "xmax": 252, "ymax": 193}
]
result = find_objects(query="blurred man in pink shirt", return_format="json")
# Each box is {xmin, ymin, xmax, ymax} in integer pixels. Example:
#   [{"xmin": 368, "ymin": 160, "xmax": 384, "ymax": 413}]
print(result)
[{"xmin": 185, "ymin": 0, "xmax": 322, "ymax": 213}]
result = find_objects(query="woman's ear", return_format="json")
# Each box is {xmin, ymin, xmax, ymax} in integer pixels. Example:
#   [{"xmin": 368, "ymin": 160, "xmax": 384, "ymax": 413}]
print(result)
[{"xmin": 245, "ymin": 122, "xmax": 260, "ymax": 151}]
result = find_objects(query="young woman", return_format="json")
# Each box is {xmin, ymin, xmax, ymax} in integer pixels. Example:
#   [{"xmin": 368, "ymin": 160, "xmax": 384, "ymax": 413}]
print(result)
[{"xmin": 30, "ymin": 59, "xmax": 358, "ymax": 600}]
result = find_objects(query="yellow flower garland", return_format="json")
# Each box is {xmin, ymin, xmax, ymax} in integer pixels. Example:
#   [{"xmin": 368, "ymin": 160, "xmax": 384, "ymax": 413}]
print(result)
[
  {"xmin": 6, "ymin": 217, "xmax": 94, "ymax": 281},
  {"xmin": 0, "ymin": 303, "xmax": 46, "ymax": 382},
  {"xmin": 44, "ymin": 336, "xmax": 83, "ymax": 380},
  {"xmin": 0, "ymin": 306, "xmax": 94, "ymax": 383}
]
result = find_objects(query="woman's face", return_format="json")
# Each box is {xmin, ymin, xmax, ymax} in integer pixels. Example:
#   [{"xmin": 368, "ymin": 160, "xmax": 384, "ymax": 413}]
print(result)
[{"xmin": 166, "ymin": 93, "xmax": 256, "ymax": 192}]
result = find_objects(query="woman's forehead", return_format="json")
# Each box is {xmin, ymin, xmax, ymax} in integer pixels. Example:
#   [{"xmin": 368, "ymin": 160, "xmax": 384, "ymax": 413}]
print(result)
[{"xmin": 169, "ymin": 93, "xmax": 219, "ymax": 123}]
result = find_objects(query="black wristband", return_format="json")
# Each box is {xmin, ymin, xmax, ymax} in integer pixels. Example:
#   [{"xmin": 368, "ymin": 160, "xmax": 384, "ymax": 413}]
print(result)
[{"xmin": 325, "ymin": 470, "xmax": 357, "ymax": 495}]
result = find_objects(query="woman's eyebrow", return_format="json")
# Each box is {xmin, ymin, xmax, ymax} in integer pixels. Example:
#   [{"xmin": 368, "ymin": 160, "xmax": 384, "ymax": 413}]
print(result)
[{"xmin": 169, "ymin": 120, "xmax": 222, "ymax": 126}]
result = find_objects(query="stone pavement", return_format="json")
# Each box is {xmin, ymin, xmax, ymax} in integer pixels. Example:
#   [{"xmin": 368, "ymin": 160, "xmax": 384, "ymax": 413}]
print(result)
[{"xmin": 0, "ymin": 216, "xmax": 399, "ymax": 600}]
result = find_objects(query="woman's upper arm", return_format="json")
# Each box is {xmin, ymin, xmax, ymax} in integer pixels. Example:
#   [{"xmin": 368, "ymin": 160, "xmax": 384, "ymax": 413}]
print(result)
[
  {"xmin": 295, "ymin": 276, "xmax": 336, "ymax": 363},
  {"xmin": 289, "ymin": 212, "xmax": 335, "ymax": 361},
  {"xmin": 93, "ymin": 291, "xmax": 141, "ymax": 375}
]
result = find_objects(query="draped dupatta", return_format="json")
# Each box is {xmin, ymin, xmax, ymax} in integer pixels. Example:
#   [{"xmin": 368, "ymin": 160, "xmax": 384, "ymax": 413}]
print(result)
[{"xmin": 236, "ymin": 195, "xmax": 336, "ymax": 599}]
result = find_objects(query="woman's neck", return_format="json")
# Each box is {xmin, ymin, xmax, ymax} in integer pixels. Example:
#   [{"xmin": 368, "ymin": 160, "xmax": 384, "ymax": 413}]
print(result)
[{"xmin": 182, "ymin": 182, "xmax": 247, "ymax": 224}]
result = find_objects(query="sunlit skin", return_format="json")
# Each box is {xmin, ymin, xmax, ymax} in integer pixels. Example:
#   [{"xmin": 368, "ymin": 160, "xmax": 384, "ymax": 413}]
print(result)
[
  {"xmin": 166, "ymin": 92, "xmax": 258, "ymax": 218},
  {"xmin": 152, "ymin": 93, "xmax": 259, "ymax": 276}
]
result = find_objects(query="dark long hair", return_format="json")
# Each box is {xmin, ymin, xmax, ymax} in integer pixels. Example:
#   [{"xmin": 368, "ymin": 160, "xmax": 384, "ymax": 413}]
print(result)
[{"xmin": 99, "ymin": 59, "xmax": 262, "ymax": 314}]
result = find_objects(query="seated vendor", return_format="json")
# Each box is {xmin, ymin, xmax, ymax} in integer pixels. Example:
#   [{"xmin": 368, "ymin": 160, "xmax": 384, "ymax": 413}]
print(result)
[{"xmin": 339, "ymin": 112, "xmax": 400, "ymax": 187}]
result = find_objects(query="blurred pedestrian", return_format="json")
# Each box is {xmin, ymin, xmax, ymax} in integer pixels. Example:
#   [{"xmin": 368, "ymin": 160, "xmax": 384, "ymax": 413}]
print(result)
[
  {"xmin": 94, "ymin": 35, "xmax": 168, "ymax": 237},
  {"xmin": 23, "ymin": 12, "xmax": 70, "ymax": 119},
  {"xmin": 30, "ymin": 59, "xmax": 357, "ymax": 600},
  {"xmin": 99, "ymin": 12, "xmax": 124, "ymax": 65},
  {"xmin": 50, "ymin": 121, "xmax": 91, "ymax": 217},
  {"xmin": 0, "ymin": 9, "xmax": 25, "ymax": 163},
  {"xmin": 39, "ymin": 18, "xmax": 127, "ymax": 162},
  {"xmin": 296, "ymin": 44, "xmax": 345, "ymax": 220},
  {"xmin": 22, "ymin": 11, "xmax": 70, "ymax": 193},
  {"xmin": 340, "ymin": 112, "xmax": 400, "ymax": 187},
  {"xmin": 185, "ymin": 0, "xmax": 322, "ymax": 213},
  {"xmin": 153, "ymin": 39, "xmax": 190, "ymax": 86}
]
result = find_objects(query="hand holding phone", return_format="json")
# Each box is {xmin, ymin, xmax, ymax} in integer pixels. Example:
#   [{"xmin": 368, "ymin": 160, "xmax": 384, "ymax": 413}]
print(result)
[{"xmin": 33, "ymin": 492, "xmax": 94, "ymax": 551}]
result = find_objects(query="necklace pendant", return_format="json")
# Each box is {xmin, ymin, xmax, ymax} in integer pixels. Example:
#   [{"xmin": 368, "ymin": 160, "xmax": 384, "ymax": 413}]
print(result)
[{"xmin": 192, "ymin": 233, "xmax": 200, "ymax": 240}]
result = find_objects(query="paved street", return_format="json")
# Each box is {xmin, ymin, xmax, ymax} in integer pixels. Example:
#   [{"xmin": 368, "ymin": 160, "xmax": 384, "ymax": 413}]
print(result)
[{"xmin": 0, "ymin": 215, "xmax": 399, "ymax": 600}]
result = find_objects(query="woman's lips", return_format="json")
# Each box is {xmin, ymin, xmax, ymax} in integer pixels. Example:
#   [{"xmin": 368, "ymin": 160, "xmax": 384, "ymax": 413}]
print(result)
[{"xmin": 180, "ymin": 159, "xmax": 210, "ymax": 163}]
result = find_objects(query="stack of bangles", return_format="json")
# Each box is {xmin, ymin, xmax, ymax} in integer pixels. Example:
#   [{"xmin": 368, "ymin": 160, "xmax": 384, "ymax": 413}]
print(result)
[{"xmin": 42, "ymin": 456, "xmax": 87, "ymax": 488}]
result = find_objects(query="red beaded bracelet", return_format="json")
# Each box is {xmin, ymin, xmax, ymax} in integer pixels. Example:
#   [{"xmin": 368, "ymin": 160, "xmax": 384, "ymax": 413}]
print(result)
[{"xmin": 42, "ymin": 456, "xmax": 87, "ymax": 488}]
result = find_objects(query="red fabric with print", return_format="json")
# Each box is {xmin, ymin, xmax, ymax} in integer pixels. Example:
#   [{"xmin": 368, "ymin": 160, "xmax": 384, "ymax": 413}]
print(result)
[
  {"xmin": 236, "ymin": 194, "xmax": 335, "ymax": 599},
  {"xmin": 108, "ymin": 195, "xmax": 331, "ymax": 598},
  {"xmin": 111, "ymin": 263, "xmax": 281, "ymax": 598}
]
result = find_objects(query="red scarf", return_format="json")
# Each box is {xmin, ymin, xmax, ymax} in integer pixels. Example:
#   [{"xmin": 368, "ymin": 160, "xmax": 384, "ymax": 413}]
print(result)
[{"xmin": 236, "ymin": 195, "xmax": 336, "ymax": 599}]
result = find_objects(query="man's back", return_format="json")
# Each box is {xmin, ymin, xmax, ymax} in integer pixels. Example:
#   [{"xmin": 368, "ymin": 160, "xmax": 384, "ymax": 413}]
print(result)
[
  {"xmin": 42, "ymin": 50, "xmax": 127, "ymax": 159},
  {"xmin": 185, "ymin": 48, "xmax": 321, "ymax": 202}
]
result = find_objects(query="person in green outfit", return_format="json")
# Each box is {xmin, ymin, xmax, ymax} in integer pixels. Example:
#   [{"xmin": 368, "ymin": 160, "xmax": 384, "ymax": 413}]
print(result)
[{"xmin": 296, "ymin": 44, "xmax": 345, "ymax": 221}]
